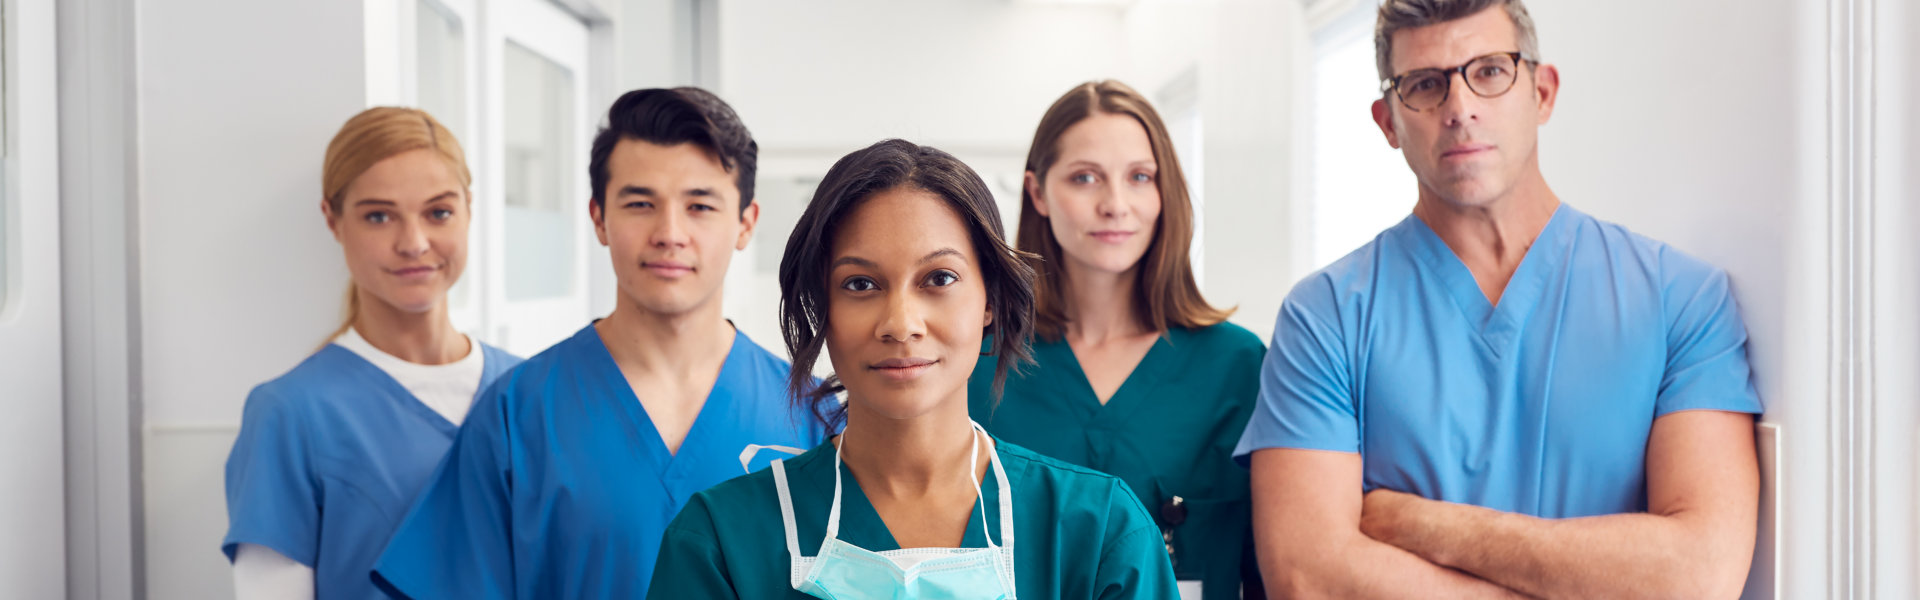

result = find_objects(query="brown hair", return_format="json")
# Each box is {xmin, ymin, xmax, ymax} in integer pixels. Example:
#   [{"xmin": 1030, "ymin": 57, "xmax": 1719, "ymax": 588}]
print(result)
[
  {"xmin": 778, "ymin": 139, "xmax": 1038, "ymax": 431},
  {"xmin": 319, "ymin": 107, "xmax": 472, "ymax": 343},
  {"xmin": 1017, "ymin": 80, "xmax": 1230, "ymax": 341}
]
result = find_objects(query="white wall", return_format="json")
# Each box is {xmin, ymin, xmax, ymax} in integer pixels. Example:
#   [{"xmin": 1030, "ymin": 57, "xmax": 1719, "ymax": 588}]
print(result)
[
  {"xmin": 714, "ymin": 0, "xmax": 1133, "ymax": 354},
  {"xmin": 1868, "ymin": 0, "xmax": 1920, "ymax": 594},
  {"xmin": 1124, "ymin": 0, "xmax": 1310, "ymax": 341},
  {"xmin": 1, "ymin": 0, "xmax": 69, "ymax": 596},
  {"xmin": 136, "ymin": 1, "xmax": 367, "ymax": 597},
  {"xmin": 715, "ymin": 0, "xmax": 1307, "ymax": 352},
  {"xmin": 1525, "ymin": 0, "xmax": 1853, "ymax": 597}
]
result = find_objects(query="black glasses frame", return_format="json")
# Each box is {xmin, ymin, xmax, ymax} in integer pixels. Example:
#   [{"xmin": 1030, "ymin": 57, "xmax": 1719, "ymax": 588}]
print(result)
[{"xmin": 1381, "ymin": 51, "xmax": 1536, "ymax": 111}]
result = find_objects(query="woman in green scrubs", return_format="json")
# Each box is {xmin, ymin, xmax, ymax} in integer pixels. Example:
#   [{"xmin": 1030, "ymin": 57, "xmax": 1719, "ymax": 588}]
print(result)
[
  {"xmin": 968, "ymin": 80, "xmax": 1266, "ymax": 599},
  {"xmin": 647, "ymin": 139, "xmax": 1178, "ymax": 599}
]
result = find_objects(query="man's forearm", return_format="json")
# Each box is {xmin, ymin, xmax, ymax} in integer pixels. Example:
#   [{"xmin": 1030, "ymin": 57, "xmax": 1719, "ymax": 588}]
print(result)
[
  {"xmin": 1365, "ymin": 493, "xmax": 1749, "ymax": 599},
  {"xmin": 1261, "ymin": 531, "xmax": 1531, "ymax": 600}
]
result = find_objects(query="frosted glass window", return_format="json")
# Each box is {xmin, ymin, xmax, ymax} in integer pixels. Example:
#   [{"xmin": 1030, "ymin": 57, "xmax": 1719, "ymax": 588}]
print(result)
[
  {"xmin": 415, "ymin": 1, "xmax": 466, "ymax": 141},
  {"xmin": 501, "ymin": 41, "xmax": 576, "ymax": 301}
]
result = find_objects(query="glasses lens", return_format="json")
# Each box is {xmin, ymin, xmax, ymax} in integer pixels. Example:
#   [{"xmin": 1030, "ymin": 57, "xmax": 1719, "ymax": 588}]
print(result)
[
  {"xmin": 1465, "ymin": 54, "xmax": 1521, "ymax": 97},
  {"xmin": 1396, "ymin": 71, "xmax": 1449, "ymax": 110}
]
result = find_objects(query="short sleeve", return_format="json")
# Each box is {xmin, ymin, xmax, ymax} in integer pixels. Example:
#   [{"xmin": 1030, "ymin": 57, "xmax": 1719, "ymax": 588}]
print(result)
[
  {"xmin": 1093, "ymin": 480, "xmax": 1179, "ymax": 599},
  {"xmin": 222, "ymin": 387, "xmax": 322, "ymax": 566},
  {"xmin": 646, "ymin": 495, "xmax": 739, "ymax": 600},
  {"xmin": 1233, "ymin": 281, "xmax": 1360, "ymax": 465},
  {"xmin": 371, "ymin": 383, "xmax": 518, "ymax": 600},
  {"xmin": 1655, "ymin": 254, "xmax": 1764, "ymax": 417}
]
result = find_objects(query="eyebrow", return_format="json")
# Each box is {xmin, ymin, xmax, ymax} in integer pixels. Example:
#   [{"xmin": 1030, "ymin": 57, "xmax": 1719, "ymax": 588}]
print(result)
[
  {"xmin": 1061, "ymin": 159, "xmax": 1157, "ymax": 171},
  {"xmin": 618, "ymin": 185, "xmax": 719, "ymax": 198},
  {"xmin": 351, "ymin": 191, "xmax": 460, "ymax": 208},
  {"xmin": 830, "ymin": 247, "xmax": 966, "ymax": 270}
]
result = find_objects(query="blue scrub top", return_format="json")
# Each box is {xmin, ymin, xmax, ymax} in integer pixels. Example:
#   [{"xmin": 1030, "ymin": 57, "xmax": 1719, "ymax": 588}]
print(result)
[
  {"xmin": 222, "ymin": 341, "xmax": 521, "ymax": 600},
  {"xmin": 1234, "ymin": 204, "xmax": 1762, "ymax": 518},
  {"xmin": 372, "ymin": 323, "xmax": 829, "ymax": 600}
]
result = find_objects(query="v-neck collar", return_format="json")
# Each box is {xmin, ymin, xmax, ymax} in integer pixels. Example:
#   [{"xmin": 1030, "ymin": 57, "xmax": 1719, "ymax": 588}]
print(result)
[
  {"xmin": 578, "ymin": 322, "xmax": 748, "ymax": 485},
  {"xmin": 1398, "ymin": 203, "xmax": 1580, "ymax": 357},
  {"xmin": 1037, "ymin": 329, "xmax": 1178, "ymax": 427},
  {"xmin": 806, "ymin": 436, "xmax": 1013, "ymax": 552},
  {"xmin": 320, "ymin": 344, "xmax": 463, "ymax": 437}
]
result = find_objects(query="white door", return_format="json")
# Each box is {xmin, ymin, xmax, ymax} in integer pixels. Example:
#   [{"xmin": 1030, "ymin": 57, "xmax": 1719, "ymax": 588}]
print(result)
[
  {"xmin": 482, "ymin": 0, "xmax": 592, "ymax": 356},
  {"xmin": 0, "ymin": 0, "xmax": 67, "ymax": 595}
]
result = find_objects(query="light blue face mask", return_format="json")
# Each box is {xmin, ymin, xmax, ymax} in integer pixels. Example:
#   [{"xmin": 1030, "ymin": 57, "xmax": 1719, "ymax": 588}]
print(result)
[{"xmin": 771, "ymin": 421, "xmax": 1017, "ymax": 600}]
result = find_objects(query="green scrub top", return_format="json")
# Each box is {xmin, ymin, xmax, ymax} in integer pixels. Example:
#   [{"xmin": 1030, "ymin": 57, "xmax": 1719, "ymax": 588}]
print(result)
[
  {"xmin": 970, "ymin": 322, "xmax": 1266, "ymax": 599},
  {"xmin": 647, "ymin": 437, "xmax": 1177, "ymax": 599}
]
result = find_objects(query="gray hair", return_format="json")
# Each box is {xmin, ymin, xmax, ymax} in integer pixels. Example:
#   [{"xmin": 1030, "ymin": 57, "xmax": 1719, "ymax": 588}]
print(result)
[{"xmin": 1374, "ymin": 0, "xmax": 1541, "ymax": 83}]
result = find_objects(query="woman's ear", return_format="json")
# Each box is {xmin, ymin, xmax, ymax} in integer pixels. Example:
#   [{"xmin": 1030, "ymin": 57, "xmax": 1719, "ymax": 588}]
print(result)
[{"xmin": 1024, "ymin": 171, "xmax": 1048, "ymax": 217}]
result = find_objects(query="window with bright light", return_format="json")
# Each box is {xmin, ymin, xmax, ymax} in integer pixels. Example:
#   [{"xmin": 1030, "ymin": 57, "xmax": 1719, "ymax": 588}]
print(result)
[{"xmin": 1310, "ymin": 19, "xmax": 1416, "ymax": 269}]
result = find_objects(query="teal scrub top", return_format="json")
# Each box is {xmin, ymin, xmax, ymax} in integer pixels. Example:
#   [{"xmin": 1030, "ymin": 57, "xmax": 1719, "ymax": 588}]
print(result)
[
  {"xmin": 970, "ymin": 322, "xmax": 1265, "ymax": 599},
  {"xmin": 647, "ymin": 437, "xmax": 1178, "ymax": 599}
]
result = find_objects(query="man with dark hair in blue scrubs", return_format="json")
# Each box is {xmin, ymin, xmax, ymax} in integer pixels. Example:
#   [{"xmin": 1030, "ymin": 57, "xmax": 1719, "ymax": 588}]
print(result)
[{"xmin": 373, "ymin": 87, "xmax": 827, "ymax": 599}]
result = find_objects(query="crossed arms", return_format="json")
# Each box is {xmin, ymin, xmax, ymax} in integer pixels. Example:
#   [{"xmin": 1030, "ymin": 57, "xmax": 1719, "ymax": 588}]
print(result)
[{"xmin": 1248, "ymin": 409, "xmax": 1758, "ymax": 600}]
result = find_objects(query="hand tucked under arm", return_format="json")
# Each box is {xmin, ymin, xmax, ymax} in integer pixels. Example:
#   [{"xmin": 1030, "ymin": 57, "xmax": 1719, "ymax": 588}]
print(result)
[{"xmin": 1358, "ymin": 410, "xmax": 1758, "ymax": 600}]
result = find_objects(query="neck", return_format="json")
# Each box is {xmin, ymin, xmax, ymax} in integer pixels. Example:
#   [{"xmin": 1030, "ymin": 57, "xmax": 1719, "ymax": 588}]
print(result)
[
  {"xmin": 837, "ymin": 394, "xmax": 984, "ymax": 497},
  {"xmin": 350, "ymin": 292, "xmax": 468, "ymax": 365},
  {"xmin": 1412, "ymin": 166, "xmax": 1559, "ymax": 270},
  {"xmin": 1060, "ymin": 262, "xmax": 1147, "ymax": 343},
  {"xmin": 595, "ymin": 291, "xmax": 734, "ymax": 376}
]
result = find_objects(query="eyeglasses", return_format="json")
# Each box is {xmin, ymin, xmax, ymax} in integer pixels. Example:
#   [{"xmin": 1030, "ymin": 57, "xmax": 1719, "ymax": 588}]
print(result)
[{"xmin": 1381, "ymin": 51, "xmax": 1535, "ymax": 112}]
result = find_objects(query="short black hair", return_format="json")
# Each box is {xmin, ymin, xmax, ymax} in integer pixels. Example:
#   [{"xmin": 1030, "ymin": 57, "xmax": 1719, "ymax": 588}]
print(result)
[
  {"xmin": 588, "ymin": 87, "xmax": 758, "ymax": 212},
  {"xmin": 777, "ymin": 139, "xmax": 1038, "ymax": 431}
]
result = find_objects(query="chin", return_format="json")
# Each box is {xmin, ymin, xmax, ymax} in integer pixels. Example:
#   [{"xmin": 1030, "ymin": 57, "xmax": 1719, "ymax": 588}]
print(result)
[
  {"xmin": 627, "ymin": 289, "xmax": 706, "ymax": 317},
  {"xmin": 380, "ymin": 295, "xmax": 442, "ymax": 314},
  {"xmin": 850, "ymin": 392, "xmax": 947, "ymax": 423}
]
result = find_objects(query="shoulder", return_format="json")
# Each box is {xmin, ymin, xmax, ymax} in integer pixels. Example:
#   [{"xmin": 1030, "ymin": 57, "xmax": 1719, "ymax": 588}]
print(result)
[
  {"xmin": 1280, "ymin": 218, "xmax": 1420, "ymax": 324},
  {"xmin": 730, "ymin": 329, "xmax": 798, "ymax": 380},
  {"xmin": 1566, "ymin": 207, "xmax": 1732, "ymax": 299},
  {"xmin": 243, "ymin": 347, "xmax": 363, "ymax": 418},
  {"xmin": 998, "ymin": 440, "xmax": 1140, "ymax": 508},
  {"xmin": 680, "ymin": 442, "xmax": 831, "ymax": 523},
  {"xmin": 476, "ymin": 342, "xmax": 526, "ymax": 372},
  {"xmin": 1179, "ymin": 321, "xmax": 1265, "ymax": 357},
  {"xmin": 998, "ymin": 441, "xmax": 1158, "ymax": 539}
]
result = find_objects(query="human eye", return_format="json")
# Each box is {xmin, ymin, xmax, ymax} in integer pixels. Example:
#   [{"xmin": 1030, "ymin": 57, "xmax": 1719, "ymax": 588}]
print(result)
[
  {"xmin": 840, "ymin": 276, "xmax": 879, "ymax": 293},
  {"xmin": 923, "ymin": 269, "xmax": 959, "ymax": 288}
]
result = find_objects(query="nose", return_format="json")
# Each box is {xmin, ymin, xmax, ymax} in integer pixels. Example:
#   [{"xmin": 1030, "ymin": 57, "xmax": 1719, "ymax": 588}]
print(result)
[
  {"xmin": 650, "ymin": 205, "xmax": 691, "ymax": 249},
  {"xmin": 1436, "ymin": 70, "xmax": 1481, "ymax": 128},
  {"xmin": 875, "ymin": 287, "xmax": 927, "ymax": 344},
  {"xmin": 394, "ymin": 217, "xmax": 429, "ymax": 258},
  {"xmin": 1094, "ymin": 180, "xmax": 1129, "ymax": 220}
]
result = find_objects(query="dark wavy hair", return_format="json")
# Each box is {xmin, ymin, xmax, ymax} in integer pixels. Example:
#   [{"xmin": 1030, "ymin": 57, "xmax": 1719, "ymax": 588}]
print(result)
[
  {"xmin": 777, "ymin": 139, "xmax": 1038, "ymax": 431},
  {"xmin": 588, "ymin": 87, "xmax": 758, "ymax": 212}
]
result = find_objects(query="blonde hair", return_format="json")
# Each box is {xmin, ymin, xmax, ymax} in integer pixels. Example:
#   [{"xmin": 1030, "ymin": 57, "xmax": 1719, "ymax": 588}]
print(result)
[{"xmin": 320, "ymin": 107, "xmax": 472, "ymax": 343}]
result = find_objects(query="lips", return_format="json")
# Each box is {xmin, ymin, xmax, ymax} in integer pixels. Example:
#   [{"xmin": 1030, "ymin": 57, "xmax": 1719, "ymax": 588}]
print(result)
[
  {"xmin": 389, "ymin": 265, "xmax": 438, "ymax": 280},
  {"xmin": 641, "ymin": 261, "xmax": 695, "ymax": 277},
  {"xmin": 870, "ymin": 357, "xmax": 939, "ymax": 381},
  {"xmin": 1090, "ymin": 230, "xmax": 1135, "ymax": 244},
  {"xmin": 1441, "ymin": 143, "xmax": 1495, "ymax": 159}
]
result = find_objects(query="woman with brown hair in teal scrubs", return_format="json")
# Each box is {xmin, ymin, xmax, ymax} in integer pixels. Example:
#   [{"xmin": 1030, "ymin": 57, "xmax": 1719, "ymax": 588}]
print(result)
[{"xmin": 970, "ymin": 80, "xmax": 1266, "ymax": 599}]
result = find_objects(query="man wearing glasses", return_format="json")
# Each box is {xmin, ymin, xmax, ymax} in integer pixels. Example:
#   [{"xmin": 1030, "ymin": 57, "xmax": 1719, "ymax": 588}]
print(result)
[{"xmin": 1235, "ymin": 0, "xmax": 1762, "ymax": 597}]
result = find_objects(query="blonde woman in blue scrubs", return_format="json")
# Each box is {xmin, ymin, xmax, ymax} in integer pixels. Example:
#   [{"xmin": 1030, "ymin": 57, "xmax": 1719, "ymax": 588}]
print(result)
[
  {"xmin": 969, "ymin": 80, "xmax": 1266, "ymax": 599},
  {"xmin": 648, "ymin": 139, "xmax": 1178, "ymax": 599}
]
